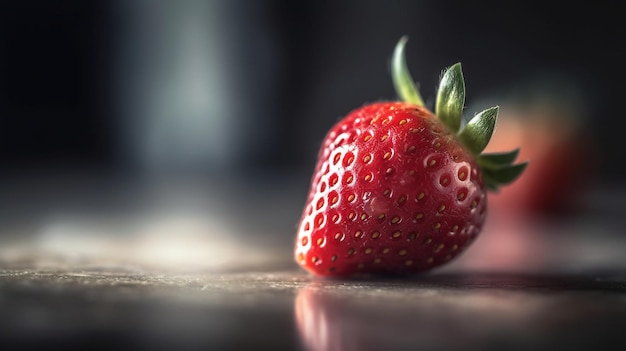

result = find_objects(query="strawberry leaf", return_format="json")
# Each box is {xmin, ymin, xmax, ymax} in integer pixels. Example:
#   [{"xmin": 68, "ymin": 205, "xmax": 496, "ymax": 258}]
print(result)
[
  {"xmin": 483, "ymin": 162, "xmax": 529, "ymax": 185},
  {"xmin": 484, "ymin": 177, "xmax": 501, "ymax": 192},
  {"xmin": 478, "ymin": 148, "xmax": 520, "ymax": 169},
  {"xmin": 436, "ymin": 63, "xmax": 465, "ymax": 133},
  {"xmin": 458, "ymin": 106, "xmax": 498, "ymax": 155},
  {"xmin": 391, "ymin": 36, "xmax": 425, "ymax": 107}
]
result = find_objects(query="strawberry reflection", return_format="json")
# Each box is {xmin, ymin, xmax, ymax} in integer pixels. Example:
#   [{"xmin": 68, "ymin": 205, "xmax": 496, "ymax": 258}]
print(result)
[
  {"xmin": 295, "ymin": 284, "xmax": 354, "ymax": 351},
  {"xmin": 294, "ymin": 282, "xmax": 481, "ymax": 351},
  {"xmin": 294, "ymin": 278, "xmax": 545, "ymax": 351},
  {"xmin": 294, "ymin": 282, "xmax": 385, "ymax": 351}
]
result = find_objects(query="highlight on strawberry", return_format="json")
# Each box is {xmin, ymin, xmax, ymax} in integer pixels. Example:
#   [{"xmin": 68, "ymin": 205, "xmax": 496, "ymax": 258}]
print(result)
[{"xmin": 294, "ymin": 35, "xmax": 528, "ymax": 277}]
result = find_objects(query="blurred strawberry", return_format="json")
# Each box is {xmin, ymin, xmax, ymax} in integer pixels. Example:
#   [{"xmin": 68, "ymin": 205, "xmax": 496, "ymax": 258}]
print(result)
[{"xmin": 484, "ymin": 98, "xmax": 594, "ymax": 218}]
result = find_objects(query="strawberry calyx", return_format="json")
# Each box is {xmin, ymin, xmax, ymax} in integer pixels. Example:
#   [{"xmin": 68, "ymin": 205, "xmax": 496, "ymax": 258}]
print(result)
[{"xmin": 391, "ymin": 35, "xmax": 528, "ymax": 191}]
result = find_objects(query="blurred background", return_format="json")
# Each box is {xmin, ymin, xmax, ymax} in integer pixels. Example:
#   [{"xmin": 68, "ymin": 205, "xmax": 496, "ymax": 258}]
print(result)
[{"xmin": 1, "ymin": 0, "xmax": 625, "ymax": 272}]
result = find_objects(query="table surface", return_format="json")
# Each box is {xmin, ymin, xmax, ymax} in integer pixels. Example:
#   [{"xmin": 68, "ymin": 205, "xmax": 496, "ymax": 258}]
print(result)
[
  {"xmin": 2, "ymin": 263, "xmax": 626, "ymax": 351},
  {"xmin": 2, "ymin": 174, "xmax": 626, "ymax": 351}
]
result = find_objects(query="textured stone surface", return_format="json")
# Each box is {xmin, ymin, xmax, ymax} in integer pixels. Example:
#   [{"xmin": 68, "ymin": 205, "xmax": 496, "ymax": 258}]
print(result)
[{"xmin": 2, "ymin": 254, "xmax": 626, "ymax": 351}]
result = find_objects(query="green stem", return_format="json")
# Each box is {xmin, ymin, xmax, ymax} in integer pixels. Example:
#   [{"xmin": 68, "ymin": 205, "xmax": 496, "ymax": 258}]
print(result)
[
  {"xmin": 458, "ymin": 106, "xmax": 498, "ymax": 155},
  {"xmin": 391, "ymin": 36, "xmax": 425, "ymax": 106},
  {"xmin": 435, "ymin": 63, "xmax": 465, "ymax": 133}
]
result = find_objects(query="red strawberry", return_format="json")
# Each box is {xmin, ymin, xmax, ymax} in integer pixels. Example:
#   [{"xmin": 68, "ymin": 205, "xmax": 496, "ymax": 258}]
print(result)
[{"xmin": 295, "ymin": 36, "xmax": 527, "ymax": 277}]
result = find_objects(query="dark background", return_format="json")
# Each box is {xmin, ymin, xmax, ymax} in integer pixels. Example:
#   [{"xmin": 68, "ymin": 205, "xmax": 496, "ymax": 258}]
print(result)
[{"xmin": 1, "ymin": 0, "xmax": 624, "ymax": 180}]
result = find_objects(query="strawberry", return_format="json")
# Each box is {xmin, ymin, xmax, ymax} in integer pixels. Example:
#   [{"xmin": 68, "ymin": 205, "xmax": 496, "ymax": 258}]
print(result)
[{"xmin": 294, "ymin": 36, "xmax": 527, "ymax": 277}]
